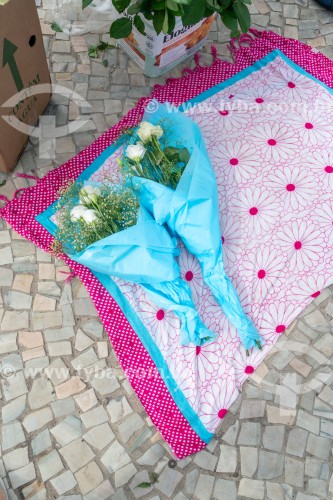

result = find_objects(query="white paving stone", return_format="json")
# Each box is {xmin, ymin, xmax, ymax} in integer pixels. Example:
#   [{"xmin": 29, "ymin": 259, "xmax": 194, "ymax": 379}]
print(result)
[{"xmin": 38, "ymin": 450, "xmax": 64, "ymax": 481}]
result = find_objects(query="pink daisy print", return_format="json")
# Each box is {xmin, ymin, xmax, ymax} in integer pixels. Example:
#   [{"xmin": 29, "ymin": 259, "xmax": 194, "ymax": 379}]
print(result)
[
  {"xmin": 179, "ymin": 250, "xmax": 204, "ymax": 306},
  {"xmin": 212, "ymin": 140, "xmax": 259, "ymax": 183},
  {"xmin": 220, "ymin": 214, "xmax": 244, "ymax": 264},
  {"xmin": 292, "ymin": 111, "xmax": 332, "ymax": 146},
  {"xmin": 230, "ymin": 186, "xmax": 280, "ymax": 235},
  {"xmin": 250, "ymin": 121, "xmax": 298, "ymax": 163},
  {"xmin": 198, "ymin": 375, "xmax": 239, "ymax": 432},
  {"xmin": 216, "ymin": 106, "xmax": 250, "ymax": 133},
  {"xmin": 90, "ymin": 145, "xmax": 124, "ymax": 184},
  {"xmin": 264, "ymin": 57, "xmax": 316, "ymax": 101},
  {"xmin": 266, "ymin": 165, "xmax": 315, "ymax": 211},
  {"xmin": 315, "ymin": 200, "xmax": 333, "ymax": 245},
  {"xmin": 291, "ymin": 274, "xmax": 329, "ymax": 301},
  {"xmin": 113, "ymin": 277, "xmax": 141, "ymax": 310},
  {"xmin": 259, "ymin": 302, "xmax": 297, "ymax": 345},
  {"xmin": 233, "ymin": 84, "xmax": 281, "ymax": 112},
  {"xmin": 136, "ymin": 298, "xmax": 180, "ymax": 350},
  {"xmin": 228, "ymin": 346, "xmax": 261, "ymax": 386},
  {"xmin": 182, "ymin": 342, "xmax": 222, "ymax": 385},
  {"xmin": 276, "ymin": 220, "xmax": 323, "ymax": 273},
  {"xmin": 188, "ymin": 112, "xmax": 219, "ymax": 149},
  {"xmin": 306, "ymin": 149, "xmax": 333, "ymax": 190},
  {"xmin": 168, "ymin": 358, "xmax": 195, "ymax": 403},
  {"xmin": 200, "ymin": 296, "xmax": 225, "ymax": 339},
  {"xmin": 241, "ymin": 246, "xmax": 285, "ymax": 302}
]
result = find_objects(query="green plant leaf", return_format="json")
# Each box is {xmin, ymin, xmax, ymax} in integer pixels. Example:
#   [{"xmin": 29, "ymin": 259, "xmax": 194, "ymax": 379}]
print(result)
[
  {"xmin": 152, "ymin": 0, "xmax": 166, "ymax": 9},
  {"xmin": 242, "ymin": 0, "xmax": 252, "ymax": 4},
  {"xmin": 230, "ymin": 29, "xmax": 240, "ymax": 38},
  {"xmin": 166, "ymin": 12, "xmax": 176, "ymax": 33},
  {"xmin": 134, "ymin": 14, "xmax": 146, "ymax": 34},
  {"xmin": 232, "ymin": 0, "xmax": 250, "ymax": 33},
  {"xmin": 221, "ymin": 11, "xmax": 238, "ymax": 31},
  {"xmin": 112, "ymin": 0, "xmax": 131, "ymax": 13},
  {"xmin": 136, "ymin": 482, "xmax": 152, "ymax": 488},
  {"xmin": 110, "ymin": 17, "xmax": 133, "ymax": 38},
  {"xmin": 51, "ymin": 22, "xmax": 63, "ymax": 32},
  {"xmin": 102, "ymin": 59, "xmax": 109, "ymax": 67},
  {"xmin": 166, "ymin": 0, "xmax": 178, "ymax": 11},
  {"xmin": 182, "ymin": 0, "xmax": 206, "ymax": 26},
  {"xmin": 88, "ymin": 45, "xmax": 99, "ymax": 58},
  {"xmin": 179, "ymin": 147, "xmax": 190, "ymax": 163},
  {"xmin": 127, "ymin": 2, "xmax": 141, "ymax": 14},
  {"xmin": 153, "ymin": 9, "xmax": 165, "ymax": 34},
  {"xmin": 98, "ymin": 41, "xmax": 115, "ymax": 50},
  {"xmin": 82, "ymin": 0, "xmax": 94, "ymax": 9}
]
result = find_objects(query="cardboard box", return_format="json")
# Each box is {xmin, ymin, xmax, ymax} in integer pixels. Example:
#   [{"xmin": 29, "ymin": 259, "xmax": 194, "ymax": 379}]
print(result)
[
  {"xmin": 118, "ymin": 15, "xmax": 215, "ymax": 78},
  {"xmin": 0, "ymin": 0, "xmax": 51, "ymax": 173}
]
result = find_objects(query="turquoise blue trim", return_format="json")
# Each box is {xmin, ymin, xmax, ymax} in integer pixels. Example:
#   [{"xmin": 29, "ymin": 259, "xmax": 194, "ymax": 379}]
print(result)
[
  {"xmin": 36, "ymin": 48, "xmax": 332, "ymax": 443},
  {"xmin": 94, "ymin": 271, "xmax": 213, "ymax": 443},
  {"xmin": 179, "ymin": 48, "xmax": 333, "ymax": 110}
]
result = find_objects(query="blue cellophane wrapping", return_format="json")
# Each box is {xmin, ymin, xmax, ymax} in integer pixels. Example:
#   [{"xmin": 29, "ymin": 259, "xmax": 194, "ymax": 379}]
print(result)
[
  {"xmin": 69, "ymin": 206, "xmax": 216, "ymax": 346},
  {"xmin": 131, "ymin": 101, "xmax": 263, "ymax": 351}
]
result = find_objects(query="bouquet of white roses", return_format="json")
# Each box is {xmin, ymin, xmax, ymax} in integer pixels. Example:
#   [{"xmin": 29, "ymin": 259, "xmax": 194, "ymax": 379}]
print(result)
[{"xmin": 53, "ymin": 180, "xmax": 215, "ymax": 346}]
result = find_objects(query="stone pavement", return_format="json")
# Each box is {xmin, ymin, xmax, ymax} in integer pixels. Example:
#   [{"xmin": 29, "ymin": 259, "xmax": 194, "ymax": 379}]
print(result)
[{"xmin": 1, "ymin": 0, "xmax": 333, "ymax": 498}]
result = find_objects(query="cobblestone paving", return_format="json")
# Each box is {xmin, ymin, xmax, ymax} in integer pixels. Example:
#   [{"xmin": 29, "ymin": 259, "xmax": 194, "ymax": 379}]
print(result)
[{"xmin": 1, "ymin": 0, "xmax": 333, "ymax": 498}]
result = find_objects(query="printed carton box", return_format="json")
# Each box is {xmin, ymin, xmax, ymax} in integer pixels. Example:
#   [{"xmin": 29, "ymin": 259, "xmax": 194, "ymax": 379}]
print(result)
[
  {"xmin": 118, "ymin": 15, "xmax": 215, "ymax": 77},
  {"xmin": 0, "ymin": 0, "xmax": 51, "ymax": 172}
]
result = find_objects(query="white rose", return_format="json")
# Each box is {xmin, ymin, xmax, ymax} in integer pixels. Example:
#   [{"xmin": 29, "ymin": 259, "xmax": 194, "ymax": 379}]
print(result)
[
  {"xmin": 153, "ymin": 125, "xmax": 163, "ymax": 139},
  {"xmin": 84, "ymin": 185, "xmax": 100, "ymax": 196},
  {"xmin": 70, "ymin": 205, "xmax": 87, "ymax": 222},
  {"xmin": 137, "ymin": 121, "xmax": 156, "ymax": 142},
  {"xmin": 80, "ymin": 185, "xmax": 100, "ymax": 204},
  {"xmin": 81, "ymin": 209, "xmax": 98, "ymax": 224},
  {"xmin": 126, "ymin": 144, "xmax": 146, "ymax": 161}
]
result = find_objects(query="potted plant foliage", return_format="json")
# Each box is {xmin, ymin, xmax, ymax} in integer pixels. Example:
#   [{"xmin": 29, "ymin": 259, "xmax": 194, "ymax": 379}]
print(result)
[{"xmin": 83, "ymin": 0, "xmax": 252, "ymax": 76}]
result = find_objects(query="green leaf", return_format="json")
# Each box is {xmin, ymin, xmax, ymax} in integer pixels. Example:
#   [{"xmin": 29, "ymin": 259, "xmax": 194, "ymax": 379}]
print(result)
[
  {"xmin": 134, "ymin": 14, "xmax": 146, "ymax": 35},
  {"xmin": 242, "ymin": 0, "xmax": 252, "ymax": 4},
  {"xmin": 166, "ymin": 12, "xmax": 176, "ymax": 33},
  {"xmin": 182, "ymin": 0, "xmax": 206, "ymax": 26},
  {"xmin": 166, "ymin": 0, "xmax": 178, "ymax": 11},
  {"xmin": 164, "ymin": 146, "xmax": 180, "ymax": 158},
  {"xmin": 127, "ymin": 2, "xmax": 141, "ymax": 14},
  {"xmin": 233, "ymin": 0, "xmax": 250, "ymax": 33},
  {"xmin": 230, "ymin": 29, "xmax": 240, "ymax": 38},
  {"xmin": 179, "ymin": 147, "xmax": 190, "ymax": 163},
  {"xmin": 162, "ymin": 10, "xmax": 170, "ymax": 33},
  {"xmin": 110, "ymin": 17, "xmax": 133, "ymax": 38},
  {"xmin": 97, "ymin": 41, "xmax": 115, "ymax": 51},
  {"xmin": 206, "ymin": 0, "xmax": 230, "ymax": 13},
  {"xmin": 102, "ymin": 59, "xmax": 109, "ymax": 67},
  {"xmin": 221, "ymin": 12, "xmax": 238, "ymax": 31},
  {"xmin": 82, "ymin": 0, "xmax": 94, "ymax": 9},
  {"xmin": 51, "ymin": 22, "xmax": 63, "ymax": 33},
  {"xmin": 152, "ymin": 0, "xmax": 166, "ymax": 9},
  {"xmin": 88, "ymin": 45, "xmax": 99, "ymax": 58},
  {"xmin": 153, "ymin": 10, "xmax": 165, "ymax": 34},
  {"xmin": 112, "ymin": 0, "xmax": 131, "ymax": 13},
  {"xmin": 136, "ymin": 482, "xmax": 152, "ymax": 489}
]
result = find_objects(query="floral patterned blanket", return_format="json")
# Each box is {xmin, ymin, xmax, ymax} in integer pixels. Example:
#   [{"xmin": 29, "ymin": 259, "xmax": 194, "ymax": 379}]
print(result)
[{"xmin": 2, "ymin": 31, "xmax": 333, "ymax": 458}]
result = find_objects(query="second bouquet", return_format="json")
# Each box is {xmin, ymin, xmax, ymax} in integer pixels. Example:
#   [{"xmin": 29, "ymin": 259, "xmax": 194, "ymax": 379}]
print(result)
[{"xmin": 52, "ymin": 181, "xmax": 215, "ymax": 346}]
